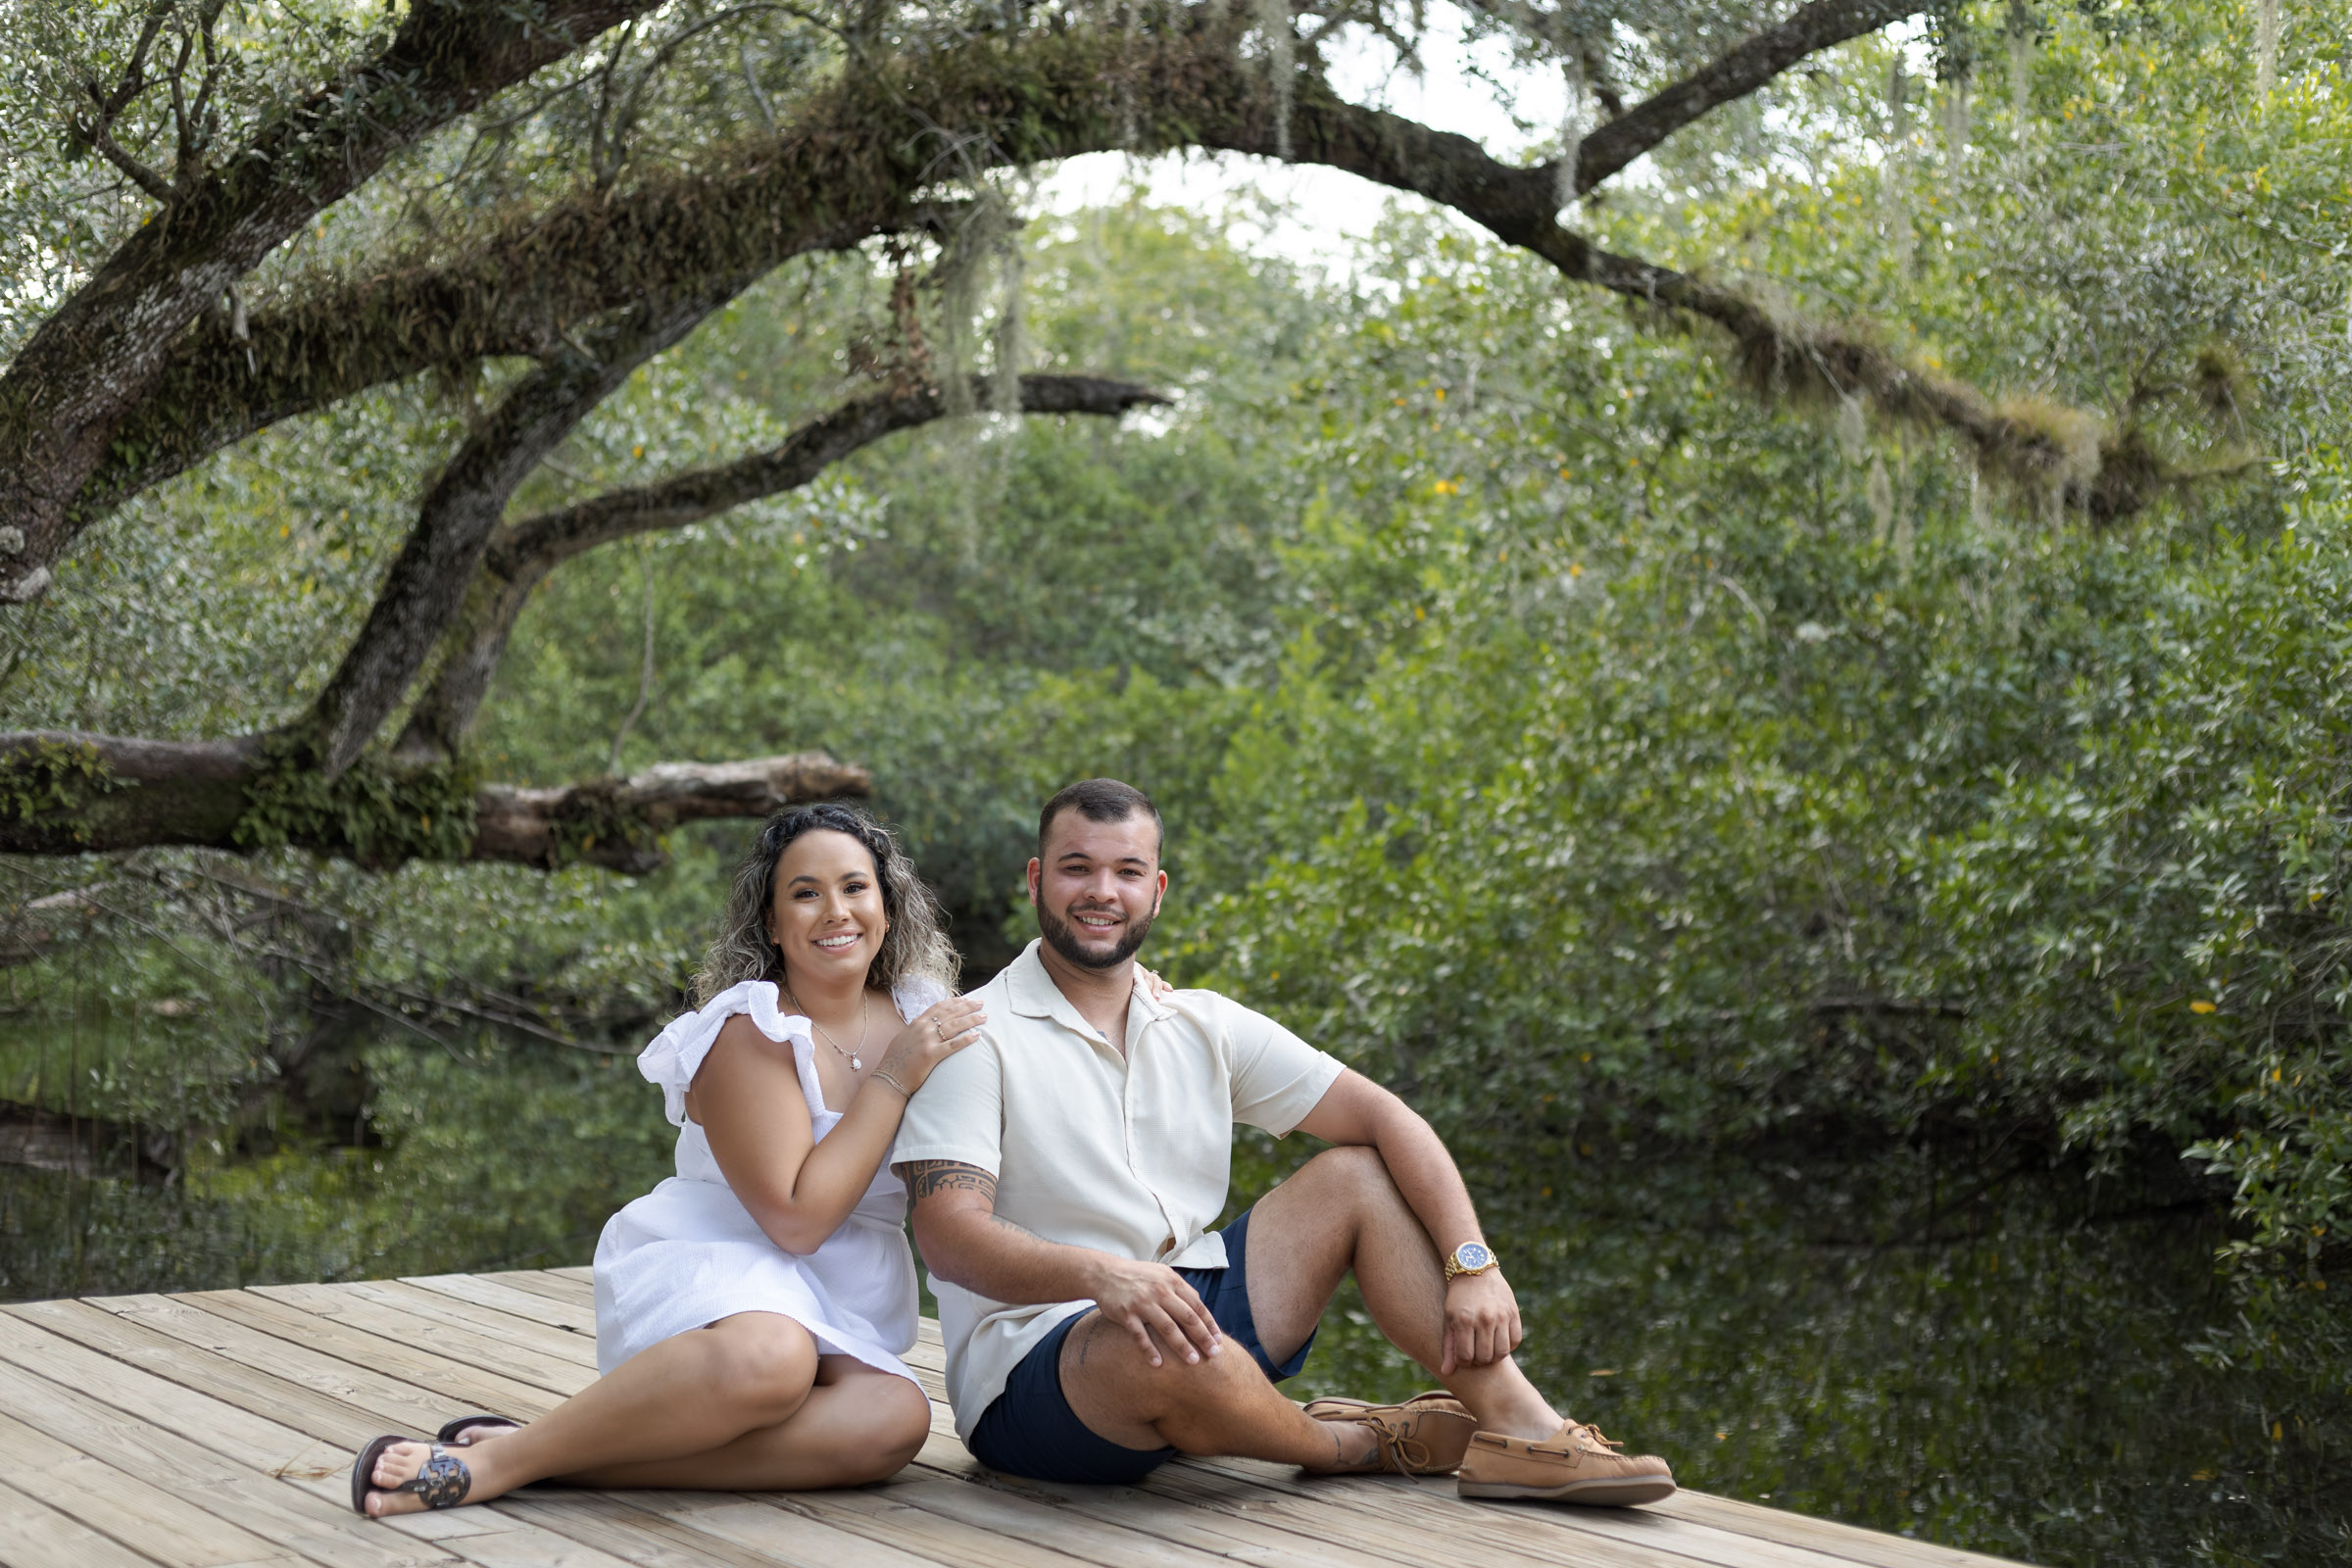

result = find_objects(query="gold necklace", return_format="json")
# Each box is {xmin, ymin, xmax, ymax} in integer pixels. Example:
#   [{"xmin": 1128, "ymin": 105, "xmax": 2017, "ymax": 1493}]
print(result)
[{"xmin": 790, "ymin": 988, "xmax": 872, "ymax": 1070}]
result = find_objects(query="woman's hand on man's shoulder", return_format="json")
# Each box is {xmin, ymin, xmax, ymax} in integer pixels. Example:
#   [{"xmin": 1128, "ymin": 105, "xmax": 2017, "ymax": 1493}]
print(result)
[{"xmin": 872, "ymin": 996, "xmax": 988, "ymax": 1099}]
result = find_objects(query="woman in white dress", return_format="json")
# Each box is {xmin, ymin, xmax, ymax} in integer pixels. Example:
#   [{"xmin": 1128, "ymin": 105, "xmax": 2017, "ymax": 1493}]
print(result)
[{"xmin": 354, "ymin": 802, "xmax": 982, "ymax": 1516}]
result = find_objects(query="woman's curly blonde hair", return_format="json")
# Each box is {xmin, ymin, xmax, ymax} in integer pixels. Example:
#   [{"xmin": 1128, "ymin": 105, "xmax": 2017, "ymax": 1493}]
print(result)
[{"xmin": 693, "ymin": 803, "xmax": 957, "ymax": 1005}]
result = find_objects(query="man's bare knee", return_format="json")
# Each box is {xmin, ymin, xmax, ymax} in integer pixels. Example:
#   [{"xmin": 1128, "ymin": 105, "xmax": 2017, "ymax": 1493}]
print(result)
[
  {"xmin": 1078, "ymin": 1315, "xmax": 1262, "ymax": 1405},
  {"xmin": 1153, "ymin": 1336, "xmax": 1268, "ymax": 1406},
  {"xmin": 1295, "ymin": 1144, "xmax": 1408, "ymax": 1215}
]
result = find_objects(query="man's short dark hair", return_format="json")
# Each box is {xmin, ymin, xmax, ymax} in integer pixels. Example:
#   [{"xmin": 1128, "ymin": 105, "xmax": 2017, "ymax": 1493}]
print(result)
[{"xmin": 1038, "ymin": 778, "xmax": 1163, "ymax": 858}]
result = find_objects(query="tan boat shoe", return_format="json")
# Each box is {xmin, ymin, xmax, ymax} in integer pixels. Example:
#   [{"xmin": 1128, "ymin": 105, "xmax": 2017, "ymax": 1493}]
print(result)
[
  {"xmin": 1300, "ymin": 1394, "xmax": 1479, "ymax": 1476},
  {"xmin": 1456, "ymin": 1420, "xmax": 1677, "ymax": 1506}
]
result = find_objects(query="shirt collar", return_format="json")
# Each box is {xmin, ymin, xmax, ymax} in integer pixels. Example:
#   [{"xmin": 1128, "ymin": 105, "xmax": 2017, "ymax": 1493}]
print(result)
[{"xmin": 1004, "ymin": 939, "xmax": 1175, "ymax": 1034}]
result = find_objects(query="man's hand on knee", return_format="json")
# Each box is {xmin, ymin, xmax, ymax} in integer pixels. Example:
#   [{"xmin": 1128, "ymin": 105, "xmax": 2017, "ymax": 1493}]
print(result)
[
  {"xmin": 1085, "ymin": 1255, "xmax": 1223, "ymax": 1367},
  {"xmin": 1442, "ymin": 1270, "xmax": 1524, "ymax": 1374}
]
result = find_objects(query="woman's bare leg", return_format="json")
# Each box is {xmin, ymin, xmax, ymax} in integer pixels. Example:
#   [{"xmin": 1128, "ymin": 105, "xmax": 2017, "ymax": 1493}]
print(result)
[
  {"xmin": 364, "ymin": 1311, "xmax": 820, "ymax": 1517},
  {"xmin": 562, "ymin": 1357, "xmax": 931, "ymax": 1490}
]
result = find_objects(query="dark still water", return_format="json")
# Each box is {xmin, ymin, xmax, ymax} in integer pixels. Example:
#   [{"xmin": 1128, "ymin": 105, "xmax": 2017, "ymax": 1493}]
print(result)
[{"xmin": 3, "ymin": 1045, "xmax": 2345, "ymax": 1566}]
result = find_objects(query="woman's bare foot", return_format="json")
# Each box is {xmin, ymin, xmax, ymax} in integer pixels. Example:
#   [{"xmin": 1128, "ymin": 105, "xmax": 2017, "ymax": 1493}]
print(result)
[{"xmin": 361, "ymin": 1439, "xmax": 514, "ymax": 1517}]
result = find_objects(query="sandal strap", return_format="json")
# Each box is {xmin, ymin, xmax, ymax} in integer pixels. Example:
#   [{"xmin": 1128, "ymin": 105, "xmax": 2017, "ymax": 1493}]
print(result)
[{"xmin": 399, "ymin": 1445, "xmax": 472, "ymax": 1509}]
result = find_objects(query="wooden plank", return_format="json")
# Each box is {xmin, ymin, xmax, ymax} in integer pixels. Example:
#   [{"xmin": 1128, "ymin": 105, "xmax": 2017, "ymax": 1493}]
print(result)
[
  {"xmin": 0, "ymin": 1473, "xmax": 175, "ymax": 1568},
  {"xmin": 318, "ymin": 1283, "xmax": 599, "ymax": 1370},
  {"xmin": 0, "ymin": 1324, "xmax": 454, "ymax": 1568},
  {"xmin": 33, "ymin": 1294, "xmax": 551, "ymax": 1553},
  {"xmin": 400, "ymin": 1277, "xmax": 597, "ymax": 1336},
  {"xmin": 597, "ymin": 1494, "xmax": 950, "ymax": 1568},
  {"xmin": 1175, "ymin": 1452, "xmax": 1758, "ymax": 1568},
  {"xmin": 0, "ymin": 1303, "xmax": 655, "ymax": 1567},
  {"xmin": 1265, "ymin": 1469, "xmax": 1842, "ymax": 1568},
  {"xmin": 0, "ymin": 1408, "xmax": 297, "ymax": 1568},
  {"xmin": 1179, "ymin": 1430, "xmax": 2003, "ymax": 1568},
  {"xmin": 1653, "ymin": 1494, "xmax": 2033, "ymax": 1568},
  {"xmin": 71, "ymin": 1286, "xmax": 960, "ymax": 1568},
  {"xmin": 747, "ymin": 1487, "xmax": 1112, "ymax": 1568},
  {"xmin": 493, "ymin": 1491, "xmax": 863, "ymax": 1568},
  {"xmin": 413, "ymin": 1520, "xmax": 651, "ymax": 1568},
  {"xmin": 73, "ymin": 1294, "xmax": 464, "ymax": 1441},
  {"xmin": 502, "ymin": 1490, "xmax": 954, "ymax": 1568},
  {"xmin": 17, "ymin": 1298, "xmax": 449, "ymax": 1452},
  {"xmin": 871, "ymin": 1469, "xmax": 1306, "ymax": 1568},
  {"xmin": 0, "ymin": 1324, "xmax": 660, "ymax": 1568},
  {"xmin": 467, "ymin": 1269, "xmax": 592, "ymax": 1306},
  {"xmin": 1183, "ymin": 1448, "xmax": 1828, "ymax": 1568},
  {"xmin": 178, "ymin": 1290, "xmax": 562, "ymax": 1425},
  {"xmin": 906, "ymin": 1440, "xmax": 1352, "ymax": 1568},
  {"xmin": 0, "ymin": 1472, "xmax": 175, "ymax": 1568},
  {"xmin": 244, "ymin": 1285, "xmax": 592, "ymax": 1394}
]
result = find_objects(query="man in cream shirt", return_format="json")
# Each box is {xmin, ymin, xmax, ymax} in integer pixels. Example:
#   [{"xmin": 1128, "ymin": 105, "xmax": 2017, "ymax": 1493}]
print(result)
[{"xmin": 892, "ymin": 778, "xmax": 1673, "ymax": 1504}]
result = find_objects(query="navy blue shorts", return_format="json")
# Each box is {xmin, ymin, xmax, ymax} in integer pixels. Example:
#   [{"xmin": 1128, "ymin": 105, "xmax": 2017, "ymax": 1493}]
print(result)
[{"xmin": 965, "ymin": 1206, "xmax": 1315, "ymax": 1483}]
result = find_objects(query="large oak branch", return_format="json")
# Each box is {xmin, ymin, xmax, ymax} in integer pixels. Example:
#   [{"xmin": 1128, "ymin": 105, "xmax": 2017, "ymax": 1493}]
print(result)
[
  {"xmin": 303, "ymin": 283, "xmax": 752, "ymax": 776},
  {"xmin": 397, "ymin": 372, "xmax": 1167, "ymax": 761},
  {"xmin": 1253, "ymin": 80, "xmax": 2109, "ymax": 500},
  {"xmin": 78, "ymin": 12, "xmax": 2122, "ymax": 538},
  {"xmin": 92, "ymin": 0, "xmax": 1909, "ymax": 510},
  {"xmin": 0, "ymin": 731, "xmax": 863, "ymax": 872},
  {"xmin": 1573, "ymin": 0, "xmax": 1920, "ymax": 193},
  {"xmin": 0, "ymin": 0, "xmax": 664, "ymax": 604}
]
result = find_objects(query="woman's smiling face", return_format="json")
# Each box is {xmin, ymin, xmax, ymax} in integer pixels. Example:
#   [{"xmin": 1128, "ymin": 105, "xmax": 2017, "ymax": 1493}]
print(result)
[{"xmin": 767, "ymin": 828, "xmax": 890, "ymax": 991}]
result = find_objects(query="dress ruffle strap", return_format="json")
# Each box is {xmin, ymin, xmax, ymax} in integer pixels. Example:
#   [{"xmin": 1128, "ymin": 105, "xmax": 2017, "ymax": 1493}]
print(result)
[{"xmin": 635, "ymin": 980, "xmax": 814, "ymax": 1127}]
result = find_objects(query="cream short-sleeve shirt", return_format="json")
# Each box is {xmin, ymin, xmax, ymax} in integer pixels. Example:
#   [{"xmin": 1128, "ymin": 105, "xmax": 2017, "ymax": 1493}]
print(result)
[{"xmin": 892, "ymin": 939, "xmax": 1345, "ymax": 1439}]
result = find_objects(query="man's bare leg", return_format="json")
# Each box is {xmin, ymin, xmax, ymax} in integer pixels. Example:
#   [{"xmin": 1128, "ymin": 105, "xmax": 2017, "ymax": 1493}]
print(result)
[
  {"xmin": 1056, "ymin": 1309, "xmax": 1384, "ymax": 1471},
  {"xmin": 1244, "ymin": 1145, "xmax": 1565, "ymax": 1441}
]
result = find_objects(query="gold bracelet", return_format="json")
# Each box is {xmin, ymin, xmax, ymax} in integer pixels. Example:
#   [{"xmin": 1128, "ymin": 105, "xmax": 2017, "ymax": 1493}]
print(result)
[{"xmin": 868, "ymin": 1067, "xmax": 912, "ymax": 1100}]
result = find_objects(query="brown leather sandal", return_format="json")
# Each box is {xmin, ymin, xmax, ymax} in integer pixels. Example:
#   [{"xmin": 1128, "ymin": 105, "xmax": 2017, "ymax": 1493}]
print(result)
[{"xmin": 350, "ymin": 1435, "xmax": 473, "ymax": 1515}]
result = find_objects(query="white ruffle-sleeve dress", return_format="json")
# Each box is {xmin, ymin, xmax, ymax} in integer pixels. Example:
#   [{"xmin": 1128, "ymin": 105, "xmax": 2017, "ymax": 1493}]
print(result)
[{"xmin": 591, "ymin": 976, "xmax": 944, "ymax": 1386}]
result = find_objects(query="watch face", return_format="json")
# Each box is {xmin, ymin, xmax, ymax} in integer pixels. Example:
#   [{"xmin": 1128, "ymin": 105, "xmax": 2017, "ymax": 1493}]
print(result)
[{"xmin": 1456, "ymin": 1243, "xmax": 1493, "ymax": 1270}]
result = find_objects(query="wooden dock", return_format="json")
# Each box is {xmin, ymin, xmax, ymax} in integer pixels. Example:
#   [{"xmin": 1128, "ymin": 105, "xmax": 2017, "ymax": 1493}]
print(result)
[{"xmin": 0, "ymin": 1269, "xmax": 2033, "ymax": 1568}]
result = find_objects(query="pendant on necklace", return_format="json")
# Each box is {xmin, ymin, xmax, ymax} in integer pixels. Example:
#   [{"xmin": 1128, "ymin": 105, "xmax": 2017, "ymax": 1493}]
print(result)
[{"xmin": 852, "ymin": 1055, "xmax": 862, "ymax": 1069}]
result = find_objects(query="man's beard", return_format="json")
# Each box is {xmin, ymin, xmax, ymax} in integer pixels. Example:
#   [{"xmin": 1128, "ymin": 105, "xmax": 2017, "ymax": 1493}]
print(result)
[{"xmin": 1038, "ymin": 898, "xmax": 1157, "ymax": 970}]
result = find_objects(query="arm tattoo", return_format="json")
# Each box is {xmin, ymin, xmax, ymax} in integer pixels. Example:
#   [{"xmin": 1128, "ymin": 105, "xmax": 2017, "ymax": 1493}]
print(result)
[{"xmin": 906, "ymin": 1159, "xmax": 997, "ymax": 1204}]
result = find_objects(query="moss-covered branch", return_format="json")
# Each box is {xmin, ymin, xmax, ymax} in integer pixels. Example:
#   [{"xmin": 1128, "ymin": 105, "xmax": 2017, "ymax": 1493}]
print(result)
[
  {"xmin": 396, "ymin": 371, "xmax": 1166, "ymax": 763},
  {"xmin": 302, "ymin": 282, "xmax": 755, "ymax": 778},
  {"xmin": 0, "ymin": 0, "xmax": 666, "ymax": 605},
  {"xmin": 0, "ymin": 731, "xmax": 864, "ymax": 871},
  {"xmin": 71, "ymin": 11, "xmax": 2167, "ymax": 540},
  {"xmin": 1569, "ymin": 0, "xmax": 1923, "ymax": 195}
]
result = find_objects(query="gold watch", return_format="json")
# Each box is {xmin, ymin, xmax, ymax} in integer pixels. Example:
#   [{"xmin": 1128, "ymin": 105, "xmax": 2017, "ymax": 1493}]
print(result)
[{"xmin": 1443, "ymin": 1241, "xmax": 1497, "ymax": 1280}]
